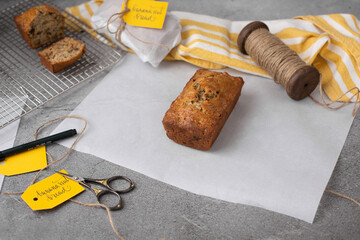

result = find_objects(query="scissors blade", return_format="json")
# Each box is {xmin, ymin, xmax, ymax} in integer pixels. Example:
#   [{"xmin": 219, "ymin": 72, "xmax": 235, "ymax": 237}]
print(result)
[{"xmin": 55, "ymin": 171, "xmax": 85, "ymax": 183}]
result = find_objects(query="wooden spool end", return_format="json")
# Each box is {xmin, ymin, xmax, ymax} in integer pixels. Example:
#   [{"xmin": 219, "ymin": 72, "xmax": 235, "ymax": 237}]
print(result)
[
  {"xmin": 237, "ymin": 21, "xmax": 269, "ymax": 55},
  {"xmin": 286, "ymin": 65, "xmax": 320, "ymax": 100},
  {"xmin": 237, "ymin": 21, "xmax": 320, "ymax": 100}
]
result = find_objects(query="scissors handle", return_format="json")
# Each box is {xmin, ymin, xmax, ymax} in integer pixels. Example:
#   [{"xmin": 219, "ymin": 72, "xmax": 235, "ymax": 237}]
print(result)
[
  {"xmin": 85, "ymin": 176, "xmax": 135, "ymax": 194},
  {"xmin": 89, "ymin": 187, "xmax": 123, "ymax": 211},
  {"xmin": 106, "ymin": 176, "xmax": 135, "ymax": 193}
]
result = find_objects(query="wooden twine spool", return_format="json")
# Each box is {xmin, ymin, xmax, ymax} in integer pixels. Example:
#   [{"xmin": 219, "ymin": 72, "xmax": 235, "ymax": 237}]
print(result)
[{"xmin": 237, "ymin": 21, "xmax": 320, "ymax": 100}]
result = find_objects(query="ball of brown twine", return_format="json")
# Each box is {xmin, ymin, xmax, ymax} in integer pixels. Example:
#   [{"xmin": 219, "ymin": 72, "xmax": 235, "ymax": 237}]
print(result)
[{"xmin": 237, "ymin": 21, "xmax": 320, "ymax": 100}]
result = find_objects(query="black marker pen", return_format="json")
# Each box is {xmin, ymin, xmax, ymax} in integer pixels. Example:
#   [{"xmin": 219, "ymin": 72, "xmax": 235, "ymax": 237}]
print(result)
[{"xmin": 0, "ymin": 129, "xmax": 77, "ymax": 162}]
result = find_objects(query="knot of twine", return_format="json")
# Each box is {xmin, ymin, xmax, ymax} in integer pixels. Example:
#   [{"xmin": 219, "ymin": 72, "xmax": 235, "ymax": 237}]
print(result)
[
  {"xmin": 97, "ymin": 0, "xmax": 169, "ymax": 51},
  {"xmin": 106, "ymin": 0, "xmax": 130, "ymax": 48}
]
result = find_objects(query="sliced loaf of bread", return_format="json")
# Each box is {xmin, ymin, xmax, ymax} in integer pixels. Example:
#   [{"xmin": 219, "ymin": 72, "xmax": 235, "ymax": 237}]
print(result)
[{"xmin": 14, "ymin": 5, "xmax": 64, "ymax": 49}]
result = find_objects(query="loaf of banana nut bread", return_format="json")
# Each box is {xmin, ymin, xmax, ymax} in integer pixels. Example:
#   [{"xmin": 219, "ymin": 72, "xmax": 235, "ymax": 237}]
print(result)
[
  {"xmin": 162, "ymin": 69, "xmax": 244, "ymax": 150},
  {"xmin": 14, "ymin": 5, "xmax": 64, "ymax": 49}
]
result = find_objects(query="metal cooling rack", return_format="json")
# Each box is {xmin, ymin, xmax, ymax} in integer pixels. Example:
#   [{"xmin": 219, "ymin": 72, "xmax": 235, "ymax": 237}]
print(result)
[{"xmin": 0, "ymin": 0, "xmax": 125, "ymax": 129}]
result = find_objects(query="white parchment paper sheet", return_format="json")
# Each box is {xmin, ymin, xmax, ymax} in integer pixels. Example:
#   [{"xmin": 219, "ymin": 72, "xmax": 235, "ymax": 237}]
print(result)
[{"xmin": 53, "ymin": 54, "xmax": 353, "ymax": 223}]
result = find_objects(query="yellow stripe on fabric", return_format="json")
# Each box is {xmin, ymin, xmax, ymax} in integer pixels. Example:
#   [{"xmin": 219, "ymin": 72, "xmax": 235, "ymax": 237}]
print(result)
[
  {"xmin": 179, "ymin": 19, "xmax": 241, "ymax": 49},
  {"xmin": 330, "ymin": 37, "xmax": 360, "ymax": 81},
  {"xmin": 69, "ymin": 6, "xmax": 92, "ymax": 27},
  {"xmin": 163, "ymin": 54, "xmax": 177, "ymax": 61},
  {"xmin": 319, "ymin": 48, "xmax": 360, "ymax": 101},
  {"xmin": 180, "ymin": 19, "xmax": 231, "ymax": 39},
  {"xmin": 303, "ymin": 56, "xmax": 311, "ymax": 62},
  {"xmin": 94, "ymin": 0, "xmax": 104, "ymax": 7},
  {"xmin": 297, "ymin": 15, "xmax": 360, "ymax": 64},
  {"xmin": 322, "ymin": 47, "xmax": 359, "ymax": 93},
  {"xmin": 174, "ymin": 44, "xmax": 268, "ymax": 76},
  {"xmin": 328, "ymin": 14, "xmax": 360, "ymax": 39},
  {"xmin": 183, "ymin": 38, "xmax": 253, "ymax": 61},
  {"xmin": 286, "ymin": 35, "xmax": 320, "ymax": 53},
  {"xmin": 275, "ymin": 27, "xmax": 319, "ymax": 39},
  {"xmin": 307, "ymin": 47, "xmax": 322, "ymax": 65},
  {"xmin": 84, "ymin": 2, "xmax": 94, "ymax": 17},
  {"xmin": 313, "ymin": 56, "xmax": 350, "ymax": 101},
  {"xmin": 181, "ymin": 29, "xmax": 238, "ymax": 51},
  {"xmin": 290, "ymin": 36, "xmax": 328, "ymax": 65},
  {"xmin": 169, "ymin": 47, "xmax": 226, "ymax": 69}
]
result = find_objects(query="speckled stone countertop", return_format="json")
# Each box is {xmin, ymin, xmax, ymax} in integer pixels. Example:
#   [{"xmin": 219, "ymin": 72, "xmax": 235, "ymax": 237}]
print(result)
[{"xmin": 1, "ymin": 0, "xmax": 359, "ymax": 239}]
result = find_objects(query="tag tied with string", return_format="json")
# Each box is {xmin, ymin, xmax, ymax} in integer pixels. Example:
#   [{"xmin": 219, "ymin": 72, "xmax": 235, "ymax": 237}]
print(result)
[
  {"xmin": 91, "ymin": 0, "xmax": 181, "ymax": 67},
  {"xmin": 22, "ymin": 170, "xmax": 85, "ymax": 211},
  {"xmin": 121, "ymin": 0, "xmax": 168, "ymax": 29}
]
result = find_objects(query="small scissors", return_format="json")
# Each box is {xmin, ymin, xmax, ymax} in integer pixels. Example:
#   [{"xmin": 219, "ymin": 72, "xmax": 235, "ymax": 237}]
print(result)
[{"xmin": 55, "ymin": 171, "xmax": 135, "ymax": 211}]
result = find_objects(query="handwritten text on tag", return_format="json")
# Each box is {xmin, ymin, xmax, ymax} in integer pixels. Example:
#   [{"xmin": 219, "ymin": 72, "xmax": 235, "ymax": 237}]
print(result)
[
  {"xmin": 121, "ymin": 0, "xmax": 168, "ymax": 29},
  {"xmin": 21, "ymin": 170, "xmax": 85, "ymax": 210}
]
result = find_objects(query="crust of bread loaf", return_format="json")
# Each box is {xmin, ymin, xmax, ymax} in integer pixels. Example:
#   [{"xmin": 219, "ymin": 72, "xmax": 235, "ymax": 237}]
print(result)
[
  {"xmin": 162, "ymin": 69, "xmax": 244, "ymax": 150},
  {"xmin": 38, "ymin": 37, "xmax": 86, "ymax": 73},
  {"xmin": 14, "ymin": 5, "xmax": 64, "ymax": 49}
]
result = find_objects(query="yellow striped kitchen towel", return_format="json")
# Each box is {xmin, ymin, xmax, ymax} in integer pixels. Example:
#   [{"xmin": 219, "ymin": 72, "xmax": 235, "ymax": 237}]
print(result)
[{"xmin": 67, "ymin": 1, "xmax": 360, "ymax": 102}]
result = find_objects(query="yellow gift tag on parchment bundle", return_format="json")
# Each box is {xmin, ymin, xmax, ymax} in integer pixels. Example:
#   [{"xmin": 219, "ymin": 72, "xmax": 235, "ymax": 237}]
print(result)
[
  {"xmin": 0, "ymin": 146, "xmax": 47, "ymax": 176},
  {"xmin": 121, "ymin": 0, "xmax": 168, "ymax": 29},
  {"xmin": 21, "ymin": 170, "xmax": 85, "ymax": 210}
]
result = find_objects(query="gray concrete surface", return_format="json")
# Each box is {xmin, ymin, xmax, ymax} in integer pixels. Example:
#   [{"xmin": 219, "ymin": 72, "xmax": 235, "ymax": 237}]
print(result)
[{"xmin": 1, "ymin": 0, "xmax": 360, "ymax": 239}]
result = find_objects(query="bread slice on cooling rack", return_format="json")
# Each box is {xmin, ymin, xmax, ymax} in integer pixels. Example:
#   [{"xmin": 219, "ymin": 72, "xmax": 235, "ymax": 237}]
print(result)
[{"xmin": 38, "ymin": 37, "xmax": 86, "ymax": 73}]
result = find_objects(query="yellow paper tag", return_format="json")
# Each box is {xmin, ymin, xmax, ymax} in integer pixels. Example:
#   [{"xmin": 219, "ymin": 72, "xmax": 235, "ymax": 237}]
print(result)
[
  {"xmin": 21, "ymin": 170, "xmax": 85, "ymax": 210},
  {"xmin": 0, "ymin": 146, "xmax": 47, "ymax": 176},
  {"xmin": 121, "ymin": 0, "xmax": 168, "ymax": 29}
]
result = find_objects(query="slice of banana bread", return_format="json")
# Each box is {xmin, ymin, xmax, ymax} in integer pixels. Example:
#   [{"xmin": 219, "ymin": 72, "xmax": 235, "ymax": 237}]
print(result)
[
  {"xmin": 38, "ymin": 37, "xmax": 86, "ymax": 73},
  {"xmin": 14, "ymin": 5, "xmax": 64, "ymax": 49}
]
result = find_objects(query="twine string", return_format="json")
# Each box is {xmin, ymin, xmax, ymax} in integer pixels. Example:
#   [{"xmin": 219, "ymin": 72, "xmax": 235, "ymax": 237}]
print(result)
[
  {"xmin": 70, "ymin": 199, "xmax": 126, "ymax": 240},
  {"xmin": 30, "ymin": 115, "xmax": 87, "ymax": 185},
  {"xmin": 309, "ymin": 77, "xmax": 360, "ymax": 116},
  {"xmin": 0, "ymin": 115, "xmax": 124, "ymax": 240},
  {"xmin": 325, "ymin": 189, "xmax": 360, "ymax": 207},
  {"xmin": 103, "ymin": 0, "xmax": 130, "ymax": 48}
]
